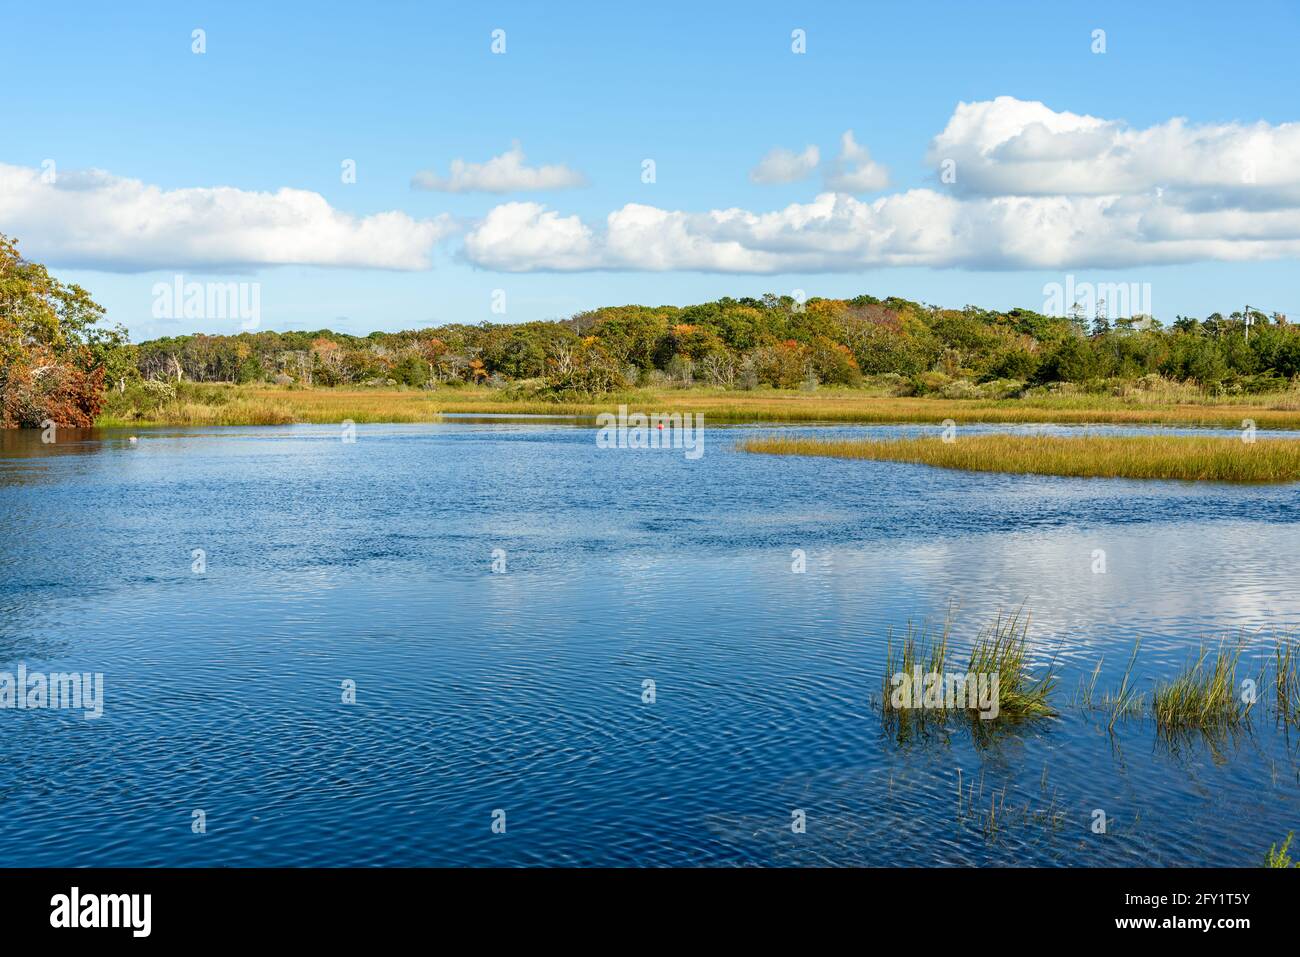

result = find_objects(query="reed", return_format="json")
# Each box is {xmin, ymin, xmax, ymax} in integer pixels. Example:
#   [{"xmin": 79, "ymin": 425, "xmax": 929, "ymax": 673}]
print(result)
[
  {"xmin": 881, "ymin": 612, "xmax": 1056, "ymax": 742},
  {"xmin": 882, "ymin": 620, "xmax": 951, "ymax": 737},
  {"xmin": 1276, "ymin": 638, "xmax": 1300, "ymax": 726},
  {"xmin": 1152, "ymin": 643, "xmax": 1252, "ymax": 734},
  {"xmin": 1077, "ymin": 641, "xmax": 1146, "ymax": 728},
  {"xmin": 966, "ymin": 611, "xmax": 1057, "ymax": 718},
  {"xmin": 954, "ymin": 770, "xmax": 1066, "ymax": 846},
  {"xmin": 739, "ymin": 434, "xmax": 1300, "ymax": 483},
  {"xmin": 1078, "ymin": 659, "xmax": 1104, "ymax": 710}
]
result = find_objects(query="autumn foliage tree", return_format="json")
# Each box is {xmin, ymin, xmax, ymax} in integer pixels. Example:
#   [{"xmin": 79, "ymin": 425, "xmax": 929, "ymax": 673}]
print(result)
[
  {"xmin": 0, "ymin": 233, "xmax": 114, "ymax": 428},
  {"xmin": 6, "ymin": 226, "xmax": 1295, "ymax": 409}
]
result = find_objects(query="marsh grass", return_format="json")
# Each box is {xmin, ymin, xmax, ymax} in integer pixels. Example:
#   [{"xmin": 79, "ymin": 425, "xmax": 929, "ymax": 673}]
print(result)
[
  {"xmin": 434, "ymin": 384, "xmax": 1300, "ymax": 428},
  {"xmin": 95, "ymin": 382, "xmax": 1300, "ymax": 429},
  {"xmin": 1077, "ymin": 641, "xmax": 1146, "ymax": 730},
  {"xmin": 968, "ymin": 611, "xmax": 1058, "ymax": 719},
  {"xmin": 739, "ymin": 434, "xmax": 1300, "ymax": 483},
  {"xmin": 979, "ymin": 792, "xmax": 1070, "ymax": 844},
  {"xmin": 97, "ymin": 383, "xmax": 444, "ymax": 427},
  {"xmin": 1276, "ymin": 639, "xmax": 1300, "ymax": 727},
  {"xmin": 1152, "ymin": 642, "xmax": 1254, "ymax": 736},
  {"xmin": 885, "ymin": 620, "xmax": 1300, "ymax": 753},
  {"xmin": 882, "ymin": 612, "xmax": 1057, "ymax": 744},
  {"xmin": 882, "ymin": 620, "xmax": 951, "ymax": 739}
]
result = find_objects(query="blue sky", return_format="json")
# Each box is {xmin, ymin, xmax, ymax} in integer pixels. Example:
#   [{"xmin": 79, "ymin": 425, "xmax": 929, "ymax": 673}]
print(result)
[{"xmin": 4, "ymin": 0, "xmax": 1299, "ymax": 339}]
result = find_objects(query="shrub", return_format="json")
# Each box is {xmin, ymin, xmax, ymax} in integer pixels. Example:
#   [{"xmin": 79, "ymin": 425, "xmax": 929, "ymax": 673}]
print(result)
[
  {"xmin": 1, "ymin": 350, "xmax": 106, "ymax": 428},
  {"xmin": 976, "ymin": 378, "xmax": 1025, "ymax": 400},
  {"xmin": 940, "ymin": 379, "xmax": 982, "ymax": 400},
  {"xmin": 912, "ymin": 371, "xmax": 952, "ymax": 395},
  {"xmin": 1265, "ymin": 833, "xmax": 1296, "ymax": 868},
  {"xmin": 864, "ymin": 372, "xmax": 914, "ymax": 396}
]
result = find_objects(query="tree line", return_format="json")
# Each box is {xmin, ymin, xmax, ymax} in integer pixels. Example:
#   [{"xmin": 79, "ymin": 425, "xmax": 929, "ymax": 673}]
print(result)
[
  {"xmin": 3, "ymin": 230, "xmax": 1299, "ymax": 427},
  {"xmin": 122, "ymin": 294, "xmax": 1300, "ymax": 398}
]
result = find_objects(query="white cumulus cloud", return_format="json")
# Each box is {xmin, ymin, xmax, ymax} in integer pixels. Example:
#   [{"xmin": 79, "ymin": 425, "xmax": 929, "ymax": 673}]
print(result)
[
  {"xmin": 15, "ymin": 98, "xmax": 1300, "ymax": 278},
  {"xmin": 749, "ymin": 145, "xmax": 820, "ymax": 184},
  {"xmin": 463, "ymin": 188, "xmax": 1300, "ymax": 274},
  {"xmin": 462, "ymin": 202, "xmax": 596, "ymax": 270},
  {"xmin": 464, "ymin": 98, "xmax": 1300, "ymax": 273},
  {"xmin": 411, "ymin": 143, "xmax": 587, "ymax": 193},
  {"xmin": 824, "ymin": 131, "xmax": 890, "ymax": 192},
  {"xmin": 927, "ymin": 95, "xmax": 1300, "ymax": 200},
  {"xmin": 0, "ymin": 163, "xmax": 457, "ymax": 271}
]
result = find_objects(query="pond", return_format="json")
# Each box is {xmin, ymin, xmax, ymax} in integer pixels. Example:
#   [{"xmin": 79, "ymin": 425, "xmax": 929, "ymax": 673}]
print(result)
[{"xmin": 1, "ymin": 421, "xmax": 1297, "ymax": 865}]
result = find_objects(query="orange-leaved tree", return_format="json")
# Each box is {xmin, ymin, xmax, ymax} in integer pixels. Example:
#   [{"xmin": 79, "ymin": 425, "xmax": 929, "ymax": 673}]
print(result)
[{"xmin": 0, "ymin": 233, "xmax": 111, "ymax": 428}]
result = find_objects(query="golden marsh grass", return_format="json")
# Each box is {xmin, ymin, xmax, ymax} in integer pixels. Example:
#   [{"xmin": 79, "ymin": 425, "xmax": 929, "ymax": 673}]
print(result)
[
  {"xmin": 433, "ymin": 387, "xmax": 1300, "ymax": 428},
  {"xmin": 738, "ymin": 434, "xmax": 1300, "ymax": 483},
  {"xmin": 96, "ymin": 384, "xmax": 444, "ymax": 427},
  {"xmin": 882, "ymin": 611, "xmax": 1056, "ymax": 742},
  {"xmin": 97, "ymin": 383, "xmax": 1300, "ymax": 429}
]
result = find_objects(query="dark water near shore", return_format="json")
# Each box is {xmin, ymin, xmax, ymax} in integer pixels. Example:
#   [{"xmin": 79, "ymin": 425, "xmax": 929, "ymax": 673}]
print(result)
[{"xmin": 1, "ymin": 420, "xmax": 1298, "ymax": 866}]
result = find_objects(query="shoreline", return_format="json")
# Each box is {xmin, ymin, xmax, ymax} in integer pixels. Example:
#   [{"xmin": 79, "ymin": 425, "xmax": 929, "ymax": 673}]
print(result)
[{"xmin": 91, "ymin": 383, "xmax": 1300, "ymax": 430}]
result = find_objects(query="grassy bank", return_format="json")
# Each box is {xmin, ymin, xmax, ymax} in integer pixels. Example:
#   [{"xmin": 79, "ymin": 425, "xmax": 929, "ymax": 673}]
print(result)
[
  {"xmin": 96, "ymin": 383, "xmax": 445, "ymax": 427},
  {"xmin": 739, "ymin": 433, "xmax": 1300, "ymax": 483},
  {"xmin": 97, "ymin": 381, "xmax": 1300, "ymax": 429},
  {"xmin": 434, "ymin": 388, "xmax": 1300, "ymax": 428}
]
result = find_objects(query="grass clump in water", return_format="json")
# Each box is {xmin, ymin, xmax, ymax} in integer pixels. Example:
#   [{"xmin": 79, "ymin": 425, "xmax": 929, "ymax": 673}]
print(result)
[
  {"xmin": 739, "ymin": 433, "xmax": 1300, "ymax": 484},
  {"xmin": 967, "ymin": 611, "xmax": 1057, "ymax": 719},
  {"xmin": 882, "ymin": 611, "xmax": 1057, "ymax": 743},
  {"xmin": 1275, "ymin": 638, "xmax": 1300, "ymax": 727},
  {"xmin": 882, "ymin": 620, "xmax": 952, "ymax": 740},
  {"xmin": 1152, "ymin": 642, "xmax": 1253, "ymax": 735}
]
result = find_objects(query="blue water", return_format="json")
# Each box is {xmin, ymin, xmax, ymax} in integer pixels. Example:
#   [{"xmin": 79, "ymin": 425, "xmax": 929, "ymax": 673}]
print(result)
[{"xmin": 1, "ymin": 420, "xmax": 1298, "ymax": 866}]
